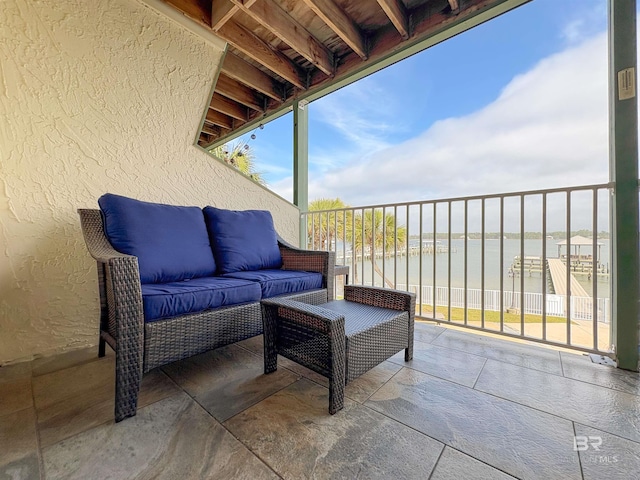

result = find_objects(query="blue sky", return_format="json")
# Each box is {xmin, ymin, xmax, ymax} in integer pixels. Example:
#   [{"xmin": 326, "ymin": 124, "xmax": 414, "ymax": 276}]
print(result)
[{"xmin": 238, "ymin": 0, "xmax": 610, "ymax": 209}]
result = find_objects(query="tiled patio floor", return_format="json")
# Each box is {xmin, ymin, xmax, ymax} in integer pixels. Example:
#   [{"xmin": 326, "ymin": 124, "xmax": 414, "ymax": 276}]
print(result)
[{"xmin": 2, "ymin": 322, "xmax": 639, "ymax": 479}]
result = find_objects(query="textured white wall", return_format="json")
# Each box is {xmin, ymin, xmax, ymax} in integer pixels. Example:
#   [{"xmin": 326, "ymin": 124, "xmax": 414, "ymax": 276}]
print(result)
[{"xmin": 0, "ymin": 0, "xmax": 299, "ymax": 364}]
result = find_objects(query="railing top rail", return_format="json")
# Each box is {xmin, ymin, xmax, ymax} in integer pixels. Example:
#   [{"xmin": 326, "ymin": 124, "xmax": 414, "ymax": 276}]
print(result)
[{"xmin": 300, "ymin": 182, "xmax": 614, "ymax": 216}]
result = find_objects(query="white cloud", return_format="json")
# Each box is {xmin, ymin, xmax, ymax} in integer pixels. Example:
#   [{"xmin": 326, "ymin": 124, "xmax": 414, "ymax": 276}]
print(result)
[
  {"xmin": 270, "ymin": 176, "xmax": 293, "ymax": 203},
  {"xmin": 307, "ymin": 31, "xmax": 610, "ymax": 222},
  {"xmin": 310, "ymin": 77, "xmax": 406, "ymax": 164},
  {"xmin": 560, "ymin": 0, "xmax": 607, "ymax": 45}
]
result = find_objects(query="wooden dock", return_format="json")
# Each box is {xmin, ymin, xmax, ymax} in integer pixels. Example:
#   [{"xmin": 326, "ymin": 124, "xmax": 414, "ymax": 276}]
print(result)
[
  {"xmin": 547, "ymin": 258, "xmax": 590, "ymax": 297},
  {"xmin": 512, "ymin": 256, "xmax": 545, "ymax": 275}
]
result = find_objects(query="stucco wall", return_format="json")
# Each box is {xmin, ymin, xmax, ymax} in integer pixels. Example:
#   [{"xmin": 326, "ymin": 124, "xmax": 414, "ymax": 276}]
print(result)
[{"xmin": 0, "ymin": 0, "xmax": 299, "ymax": 364}]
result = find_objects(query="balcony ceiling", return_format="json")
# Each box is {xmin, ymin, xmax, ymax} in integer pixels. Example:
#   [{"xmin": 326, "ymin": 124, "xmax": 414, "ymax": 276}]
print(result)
[{"xmin": 161, "ymin": 0, "xmax": 509, "ymax": 147}]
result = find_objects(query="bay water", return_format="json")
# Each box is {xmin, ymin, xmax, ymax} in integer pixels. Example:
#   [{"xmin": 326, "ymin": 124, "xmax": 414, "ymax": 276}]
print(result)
[{"xmin": 346, "ymin": 238, "xmax": 610, "ymax": 298}]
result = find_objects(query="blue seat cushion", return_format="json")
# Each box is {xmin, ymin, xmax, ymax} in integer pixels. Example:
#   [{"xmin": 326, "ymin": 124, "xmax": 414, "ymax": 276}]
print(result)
[
  {"xmin": 141, "ymin": 277, "xmax": 261, "ymax": 322},
  {"xmin": 223, "ymin": 269, "xmax": 323, "ymax": 299},
  {"xmin": 203, "ymin": 207, "xmax": 282, "ymax": 274},
  {"xmin": 99, "ymin": 193, "xmax": 216, "ymax": 284}
]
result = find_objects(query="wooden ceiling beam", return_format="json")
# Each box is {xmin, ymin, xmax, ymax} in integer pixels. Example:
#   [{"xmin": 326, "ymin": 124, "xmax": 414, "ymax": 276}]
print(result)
[
  {"xmin": 310, "ymin": 0, "xmax": 498, "ymax": 88},
  {"xmin": 230, "ymin": 0, "xmax": 335, "ymax": 76},
  {"xmin": 209, "ymin": 92, "xmax": 248, "ymax": 121},
  {"xmin": 201, "ymin": 123, "xmax": 222, "ymax": 136},
  {"xmin": 302, "ymin": 0, "xmax": 367, "ymax": 60},
  {"xmin": 376, "ymin": 0, "xmax": 410, "ymax": 40},
  {"xmin": 221, "ymin": 52, "xmax": 284, "ymax": 101},
  {"xmin": 205, "ymin": 110, "xmax": 233, "ymax": 130},
  {"xmin": 217, "ymin": 20, "xmax": 305, "ymax": 89},
  {"xmin": 164, "ymin": 0, "xmax": 212, "ymax": 27},
  {"xmin": 199, "ymin": 134, "xmax": 213, "ymax": 146},
  {"xmin": 211, "ymin": 0, "xmax": 259, "ymax": 30},
  {"xmin": 212, "ymin": 0, "xmax": 238, "ymax": 30},
  {"xmin": 215, "ymin": 73, "xmax": 265, "ymax": 111}
]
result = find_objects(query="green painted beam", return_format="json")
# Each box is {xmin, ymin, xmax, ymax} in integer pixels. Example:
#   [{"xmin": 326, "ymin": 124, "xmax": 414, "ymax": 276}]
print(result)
[
  {"xmin": 609, "ymin": 0, "xmax": 639, "ymax": 371},
  {"xmin": 293, "ymin": 100, "xmax": 309, "ymax": 247}
]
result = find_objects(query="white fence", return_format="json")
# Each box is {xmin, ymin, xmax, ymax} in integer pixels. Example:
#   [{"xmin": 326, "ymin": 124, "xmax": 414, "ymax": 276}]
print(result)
[{"xmin": 393, "ymin": 285, "xmax": 610, "ymax": 323}]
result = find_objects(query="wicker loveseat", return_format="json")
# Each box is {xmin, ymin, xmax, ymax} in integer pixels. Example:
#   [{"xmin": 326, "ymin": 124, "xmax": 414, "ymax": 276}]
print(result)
[{"xmin": 78, "ymin": 193, "xmax": 334, "ymax": 422}]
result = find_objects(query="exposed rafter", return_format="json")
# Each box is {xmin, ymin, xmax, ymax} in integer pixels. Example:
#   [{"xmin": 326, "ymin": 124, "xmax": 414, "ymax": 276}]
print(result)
[
  {"xmin": 217, "ymin": 20, "xmax": 306, "ymax": 89},
  {"xmin": 221, "ymin": 52, "xmax": 284, "ymax": 101},
  {"xmin": 230, "ymin": 0, "xmax": 335, "ymax": 76},
  {"xmin": 376, "ymin": 0, "xmax": 410, "ymax": 40},
  {"xmin": 302, "ymin": 0, "xmax": 367, "ymax": 60},
  {"xmin": 211, "ymin": 0, "xmax": 259, "ymax": 30},
  {"xmin": 201, "ymin": 124, "xmax": 220, "ymax": 136},
  {"xmin": 310, "ymin": 0, "xmax": 498, "ymax": 88},
  {"xmin": 215, "ymin": 73, "xmax": 264, "ymax": 112},
  {"xmin": 157, "ymin": 0, "xmax": 529, "ymax": 147},
  {"xmin": 205, "ymin": 109, "xmax": 233, "ymax": 130},
  {"xmin": 164, "ymin": 0, "xmax": 211, "ymax": 26},
  {"xmin": 211, "ymin": 0, "xmax": 237, "ymax": 30},
  {"xmin": 210, "ymin": 92, "xmax": 248, "ymax": 121}
]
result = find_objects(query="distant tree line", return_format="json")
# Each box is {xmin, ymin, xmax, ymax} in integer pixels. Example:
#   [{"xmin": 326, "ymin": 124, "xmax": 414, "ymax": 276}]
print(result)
[{"xmin": 413, "ymin": 230, "xmax": 610, "ymax": 240}]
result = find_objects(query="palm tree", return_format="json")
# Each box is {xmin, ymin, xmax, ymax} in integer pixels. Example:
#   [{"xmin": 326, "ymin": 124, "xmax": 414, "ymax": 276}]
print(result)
[
  {"xmin": 307, "ymin": 198, "xmax": 350, "ymax": 251},
  {"xmin": 210, "ymin": 141, "xmax": 266, "ymax": 185},
  {"xmin": 349, "ymin": 209, "xmax": 407, "ymax": 288}
]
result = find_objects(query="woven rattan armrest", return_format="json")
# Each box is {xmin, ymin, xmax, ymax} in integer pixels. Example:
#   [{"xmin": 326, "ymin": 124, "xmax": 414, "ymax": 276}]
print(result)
[
  {"xmin": 261, "ymin": 297, "xmax": 345, "ymax": 330},
  {"xmin": 344, "ymin": 285, "xmax": 416, "ymax": 313},
  {"xmin": 78, "ymin": 208, "xmax": 144, "ymax": 422},
  {"xmin": 277, "ymin": 236, "xmax": 336, "ymax": 301},
  {"xmin": 78, "ymin": 209, "xmax": 137, "ymax": 264}
]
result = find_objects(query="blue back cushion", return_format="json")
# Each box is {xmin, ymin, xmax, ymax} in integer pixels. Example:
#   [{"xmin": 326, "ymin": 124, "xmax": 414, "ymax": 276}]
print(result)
[
  {"xmin": 203, "ymin": 207, "xmax": 282, "ymax": 274},
  {"xmin": 99, "ymin": 194, "xmax": 216, "ymax": 283}
]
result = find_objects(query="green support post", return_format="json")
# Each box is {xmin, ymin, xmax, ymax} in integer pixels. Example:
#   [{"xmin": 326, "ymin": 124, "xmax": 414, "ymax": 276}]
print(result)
[
  {"xmin": 294, "ymin": 100, "xmax": 309, "ymax": 248},
  {"xmin": 609, "ymin": 0, "xmax": 639, "ymax": 371}
]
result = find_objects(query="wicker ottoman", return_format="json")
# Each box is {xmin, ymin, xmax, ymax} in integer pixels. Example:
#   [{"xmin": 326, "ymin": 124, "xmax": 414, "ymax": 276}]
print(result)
[{"xmin": 261, "ymin": 285, "xmax": 415, "ymax": 414}]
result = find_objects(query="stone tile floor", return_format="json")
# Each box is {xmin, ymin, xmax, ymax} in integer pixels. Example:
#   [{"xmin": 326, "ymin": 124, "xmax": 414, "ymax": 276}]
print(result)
[{"xmin": 1, "ymin": 322, "xmax": 639, "ymax": 479}]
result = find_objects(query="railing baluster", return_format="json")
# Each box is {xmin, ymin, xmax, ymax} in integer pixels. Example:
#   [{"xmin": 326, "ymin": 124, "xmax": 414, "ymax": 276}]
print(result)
[
  {"xmin": 406, "ymin": 206, "xmax": 410, "ymax": 294},
  {"xmin": 481, "ymin": 198, "xmax": 485, "ymax": 329},
  {"xmin": 592, "ymin": 189, "xmax": 598, "ymax": 350},
  {"xmin": 360, "ymin": 208, "xmax": 364, "ymax": 285},
  {"xmin": 371, "ymin": 208, "xmax": 375, "ymax": 287},
  {"xmin": 464, "ymin": 199, "xmax": 468, "ymax": 325},
  {"xmin": 394, "ymin": 205, "xmax": 398, "ymax": 289},
  {"xmin": 333, "ymin": 209, "xmax": 337, "ymax": 254},
  {"xmin": 448, "ymin": 201, "xmax": 452, "ymax": 322},
  {"xmin": 382, "ymin": 206, "xmax": 387, "ymax": 288},
  {"xmin": 520, "ymin": 194, "xmax": 525, "ymax": 335},
  {"xmin": 500, "ymin": 196, "xmax": 504, "ymax": 332},
  {"xmin": 566, "ymin": 192, "xmax": 572, "ymax": 345},
  {"xmin": 433, "ymin": 203, "xmax": 437, "ymax": 318},
  {"xmin": 311, "ymin": 214, "xmax": 315, "ymax": 249},
  {"xmin": 419, "ymin": 204, "xmax": 423, "ymax": 317},
  {"xmin": 343, "ymin": 212, "xmax": 347, "ymax": 270},
  {"xmin": 542, "ymin": 193, "xmax": 547, "ymax": 341}
]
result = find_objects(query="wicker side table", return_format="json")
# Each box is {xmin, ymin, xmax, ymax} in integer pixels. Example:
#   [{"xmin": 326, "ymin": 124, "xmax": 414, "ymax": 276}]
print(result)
[
  {"xmin": 261, "ymin": 285, "xmax": 415, "ymax": 414},
  {"xmin": 334, "ymin": 264, "xmax": 349, "ymax": 284}
]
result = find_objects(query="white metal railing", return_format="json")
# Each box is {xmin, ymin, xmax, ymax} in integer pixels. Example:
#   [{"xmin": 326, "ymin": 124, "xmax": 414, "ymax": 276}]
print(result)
[{"xmin": 303, "ymin": 183, "xmax": 613, "ymax": 354}]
